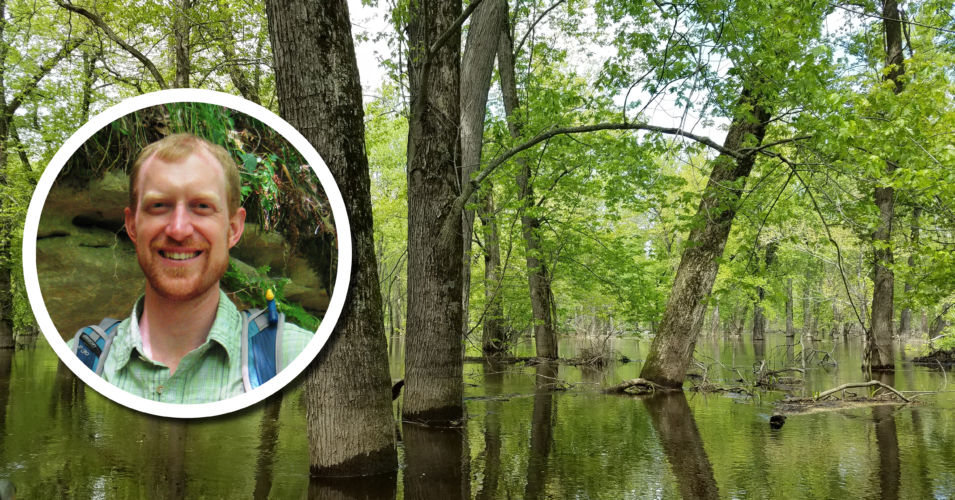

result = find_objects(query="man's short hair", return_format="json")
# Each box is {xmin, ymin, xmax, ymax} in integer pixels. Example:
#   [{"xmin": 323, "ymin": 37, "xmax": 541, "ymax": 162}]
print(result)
[{"xmin": 129, "ymin": 133, "xmax": 242, "ymax": 215}]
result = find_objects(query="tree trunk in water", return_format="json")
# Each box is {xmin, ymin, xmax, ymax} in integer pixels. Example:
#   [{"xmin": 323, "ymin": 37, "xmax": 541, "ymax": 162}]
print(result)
[
  {"xmin": 638, "ymin": 88, "xmax": 770, "ymax": 388},
  {"xmin": 802, "ymin": 271, "xmax": 812, "ymax": 341},
  {"xmin": 899, "ymin": 207, "xmax": 920, "ymax": 338},
  {"xmin": 459, "ymin": 0, "xmax": 505, "ymax": 340},
  {"xmin": 752, "ymin": 299, "xmax": 764, "ymax": 341},
  {"xmin": 498, "ymin": 12, "xmax": 557, "ymax": 359},
  {"xmin": 785, "ymin": 278, "xmax": 794, "ymax": 337},
  {"xmin": 267, "ymin": 0, "xmax": 397, "ymax": 475},
  {"xmin": 867, "ymin": 0, "xmax": 905, "ymax": 372},
  {"xmin": 479, "ymin": 190, "xmax": 506, "ymax": 353},
  {"xmin": 709, "ymin": 305, "xmax": 719, "ymax": 337},
  {"xmin": 403, "ymin": 0, "xmax": 465, "ymax": 424},
  {"xmin": 752, "ymin": 241, "xmax": 775, "ymax": 342}
]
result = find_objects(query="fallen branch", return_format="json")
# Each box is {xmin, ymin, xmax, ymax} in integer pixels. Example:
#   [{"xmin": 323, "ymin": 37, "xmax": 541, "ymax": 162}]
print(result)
[{"xmin": 815, "ymin": 380, "xmax": 910, "ymax": 403}]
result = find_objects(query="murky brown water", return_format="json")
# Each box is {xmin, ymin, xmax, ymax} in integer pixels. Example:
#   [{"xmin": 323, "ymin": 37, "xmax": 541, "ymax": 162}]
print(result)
[{"xmin": 0, "ymin": 333, "xmax": 952, "ymax": 498}]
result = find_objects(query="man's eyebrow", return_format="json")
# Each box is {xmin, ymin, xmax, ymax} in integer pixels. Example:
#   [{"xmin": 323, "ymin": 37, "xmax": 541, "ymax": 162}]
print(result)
[{"xmin": 140, "ymin": 191, "xmax": 223, "ymax": 204}]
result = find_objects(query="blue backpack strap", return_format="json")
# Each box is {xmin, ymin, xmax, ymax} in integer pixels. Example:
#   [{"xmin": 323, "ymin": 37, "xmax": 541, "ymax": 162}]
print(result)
[
  {"xmin": 240, "ymin": 308, "xmax": 285, "ymax": 391},
  {"xmin": 72, "ymin": 318, "xmax": 122, "ymax": 375}
]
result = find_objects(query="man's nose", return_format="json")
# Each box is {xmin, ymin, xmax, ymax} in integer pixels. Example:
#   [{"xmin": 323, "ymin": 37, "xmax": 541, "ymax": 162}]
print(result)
[{"xmin": 165, "ymin": 204, "xmax": 195, "ymax": 241}]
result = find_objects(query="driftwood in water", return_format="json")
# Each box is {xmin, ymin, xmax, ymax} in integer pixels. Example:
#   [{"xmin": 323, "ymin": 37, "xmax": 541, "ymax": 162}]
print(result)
[
  {"xmin": 774, "ymin": 380, "xmax": 916, "ymax": 416},
  {"xmin": 814, "ymin": 380, "xmax": 910, "ymax": 402},
  {"xmin": 604, "ymin": 378, "xmax": 668, "ymax": 395}
]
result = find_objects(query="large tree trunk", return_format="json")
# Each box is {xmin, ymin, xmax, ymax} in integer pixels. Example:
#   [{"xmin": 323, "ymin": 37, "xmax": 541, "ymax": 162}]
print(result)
[
  {"xmin": 638, "ymin": 88, "xmax": 769, "ymax": 388},
  {"xmin": 403, "ymin": 0, "xmax": 466, "ymax": 425},
  {"xmin": 267, "ymin": 0, "xmax": 397, "ymax": 475},
  {"xmin": 460, "ymin": 0, "xmax": 505, "ymax": 340},
  {"xmin": 866, "ymin": 0, "xmax": 905, "ymax": 372},
  {"xmin": 498, "ymin": 9, "xmax": 557, "ymax": 359}
]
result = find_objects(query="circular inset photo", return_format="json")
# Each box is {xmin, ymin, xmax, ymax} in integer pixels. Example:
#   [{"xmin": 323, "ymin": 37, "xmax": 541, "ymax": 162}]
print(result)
[{"xmin": 22, "ymin": 90, "xmax": 351, "ymax": 418}]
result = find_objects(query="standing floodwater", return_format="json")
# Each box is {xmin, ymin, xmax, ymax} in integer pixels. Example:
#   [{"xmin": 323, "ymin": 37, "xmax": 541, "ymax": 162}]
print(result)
[{"xmin": 0, "ymin": 334, "xmax": 952, "ymax": 498}]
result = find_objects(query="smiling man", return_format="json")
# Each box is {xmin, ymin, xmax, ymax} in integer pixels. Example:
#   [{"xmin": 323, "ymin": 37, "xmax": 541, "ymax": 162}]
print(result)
[{"xmin": 71, "ymin": 133, "xmax": 314, "ymax": 404}]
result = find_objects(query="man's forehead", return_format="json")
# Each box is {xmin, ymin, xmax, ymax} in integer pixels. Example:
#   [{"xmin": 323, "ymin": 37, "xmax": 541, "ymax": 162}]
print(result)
[{"xmin": 136, "ymin": 147, "xmax": 227, "ymax": 190}]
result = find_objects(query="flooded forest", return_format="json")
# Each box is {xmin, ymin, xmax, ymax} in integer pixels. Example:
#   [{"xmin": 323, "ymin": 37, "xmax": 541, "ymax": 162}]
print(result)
[{"xmin": 1, "ymin": 0, "xmax": 955, "ymax": 498}]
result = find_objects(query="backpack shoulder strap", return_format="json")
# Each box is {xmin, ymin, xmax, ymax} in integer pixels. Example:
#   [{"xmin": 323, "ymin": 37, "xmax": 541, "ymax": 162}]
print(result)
[
  {"xmin": 72, "ymin": 318, "xmax": 122, "ymax": 375},
  {"xmin": 241, "ymin": 309, "xmax": 285, "ymax": 392}
]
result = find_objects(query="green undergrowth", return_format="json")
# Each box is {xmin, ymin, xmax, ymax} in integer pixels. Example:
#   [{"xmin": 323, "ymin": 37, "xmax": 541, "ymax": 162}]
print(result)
[{"xmin": 222, "ymin": 260, "xmax": 320, "ymax": 332}]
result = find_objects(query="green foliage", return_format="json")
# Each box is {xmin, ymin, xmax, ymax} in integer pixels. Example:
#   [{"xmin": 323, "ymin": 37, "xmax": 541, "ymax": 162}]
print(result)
[{"xmin": 221, "ymin": 260, "xmax": 319, "ymax": 332}]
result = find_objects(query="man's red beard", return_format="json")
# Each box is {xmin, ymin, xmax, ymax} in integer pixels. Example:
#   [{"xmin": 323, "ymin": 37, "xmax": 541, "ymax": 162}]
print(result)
[{"xmin": 138, "ymin": 237, "xmax": 227, "ymax": 302}]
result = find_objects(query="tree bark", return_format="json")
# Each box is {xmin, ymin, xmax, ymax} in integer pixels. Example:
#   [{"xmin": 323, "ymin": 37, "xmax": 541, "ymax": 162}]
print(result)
[
  {"xmin": 752, "ymin": 241, "xmax": 776, "ymax": 342},
  {"xmin": 899, "ymin": 206, "xmax": 920, "ymax": 337},
  {"xmin": 786, "ymin": 278, "xmax": 795, "ymax": 337},
  {"xmin": 220, "ymin": 12, "xmax": 260, "ymax": 104},
  {"xmin": 267, "ymin": 0, "xmax": 397, "ymax": 475},
  {"xmin": 172, "ymin": 0, "xmax": 192, "ymax": 87},
  {"xmin": 498, "ymin": 7, "xmax": 558, "ymax": 359},
  {"xmin": 638, "ymin": 87, "xmax": 770, "ymax": 388},
  {"xmin": 403, "ymin": 0, "xmax": 466, "ymax": 425},
  {"xmin": 459, "ymin": 0, "xmax": 505, "ymax": 340},
  {"xmin": 479, "ymin": 190, "xmax": 506, "ymax": 353},
  {"xmin": 866, "ymin": 0, "xmax": 905, "ymax": 372}
]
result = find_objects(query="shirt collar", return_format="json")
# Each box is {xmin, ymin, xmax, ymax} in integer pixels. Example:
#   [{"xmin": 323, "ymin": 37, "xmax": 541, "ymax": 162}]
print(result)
[{"xmin": 111, "ymin": 289, "xmax": 242, "ymax": 370}]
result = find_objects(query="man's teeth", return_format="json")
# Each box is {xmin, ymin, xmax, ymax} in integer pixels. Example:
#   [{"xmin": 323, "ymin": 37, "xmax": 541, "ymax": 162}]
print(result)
[{"xmin": 162, "ymin": 251, "xmax": 200, "ymax": 260}]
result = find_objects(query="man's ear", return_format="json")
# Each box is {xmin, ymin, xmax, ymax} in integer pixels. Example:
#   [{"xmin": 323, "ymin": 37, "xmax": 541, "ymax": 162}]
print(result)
[
  {"xmin": 228, "ymin": 207, "xmax": 246, "ymax": 248},
  {"xmin": 124, "ymin": 207, "xmax": 136, "ymax": 243}
]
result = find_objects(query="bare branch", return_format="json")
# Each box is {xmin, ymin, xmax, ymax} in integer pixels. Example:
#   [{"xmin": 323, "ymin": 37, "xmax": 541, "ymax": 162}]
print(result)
[
  {"xmin": 57, "ymin": 0, "xmax": 168, "ymax": 89},
  {"xmin": 514, "ymin": 0, "xmax": 566, "ymax": 56}
]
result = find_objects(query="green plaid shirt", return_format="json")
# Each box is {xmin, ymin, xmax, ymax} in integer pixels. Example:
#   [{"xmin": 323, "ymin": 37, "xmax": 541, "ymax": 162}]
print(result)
[{"xmin": 79, "ymin": 289, "xmax": 314, "ymax": 404}]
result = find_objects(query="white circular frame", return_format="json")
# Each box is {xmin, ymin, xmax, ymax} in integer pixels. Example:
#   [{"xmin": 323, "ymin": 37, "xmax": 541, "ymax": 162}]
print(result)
[{"xmin": 23, "ymin": 89, "xmax": 351, "ymax": 418}]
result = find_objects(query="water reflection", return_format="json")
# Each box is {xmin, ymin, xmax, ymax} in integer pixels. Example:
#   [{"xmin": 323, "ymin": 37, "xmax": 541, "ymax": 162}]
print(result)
[
  {"xmin": 3, "ymin": 335, "xmax": 955, "ymax": 498},
  {"xmin": 49, "ymin": 360, "xmax": 86, "ymax": 422},
  {"xmin": 525, "ymin": 362, "xmax": 557, "ymax": 500},
  {"xmin": 307, "ymin": 474, "xmax": 397, "ymax": 500},
  {"xmin": 253, "ymin": 393, "xmax": 283, "ymax": 500},
  {"xmin": 643, "ymin": 392, "xmax": 720, "ymax": 500},
  {"xmin": 0, "ymin": 350, "xmax": 11, "ymax": 453},
  {"xmin": 872, "ymin": 372, "xmax": 900, "ymax": 500},
  {"xmin": 138, "ymin": 418, "xmax": 188, "ymax": 498},
  {"xmin": 403, "ymin": 423, "xmax": 469, "ymax": 499},
  {"xmin": 477, "ymin": 360, "xmax": 504, "ymax": 500}
]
